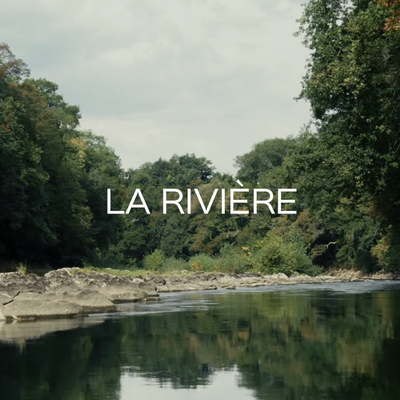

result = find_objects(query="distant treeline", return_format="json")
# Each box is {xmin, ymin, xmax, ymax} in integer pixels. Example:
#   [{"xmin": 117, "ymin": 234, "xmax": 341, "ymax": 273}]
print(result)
[{"xmin": 1, "ymin": 0, "xmax": 400, "ymax": 274}]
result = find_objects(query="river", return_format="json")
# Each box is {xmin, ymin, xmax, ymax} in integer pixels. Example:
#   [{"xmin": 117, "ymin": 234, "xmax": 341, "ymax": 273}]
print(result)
[{"xmin": 1, "ymin": 281, "xmax": 400, "ymax": 400}]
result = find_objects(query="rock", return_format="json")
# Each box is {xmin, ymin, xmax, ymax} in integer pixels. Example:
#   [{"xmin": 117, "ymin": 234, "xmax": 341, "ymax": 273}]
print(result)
[
  {"xmin": 318, "ymin": 276, "xmax": 340, "ymax": 283},
  {"xmin": 0, "ymin": 293, "xmax": 13, "ymax": 305},
  {"xmin": 242, "ymin": 272, "xmax": 262, "ymax": 278},
  {"xmin": 59, "ymin": 290, "xmax": 116, "ymax": 313},
  {"xmin": 157, "ymin": 285, "xmax": 173, "ymax": 293},
  {"xmin": 276, "ymin": 273, "xmax": 289, "ymax": 280},
  {"xmin": 13, "ymin": 292, "xmax": 53, "ymax": 301},
  {"xmin": 45, "ymin": 268, "xmax": 158, "ymax": 299},
  {"xmin": 148, "ymin": 276, "xmax": 167, "ymax": 286},
  {"xmin": 0, "ymin": 272, "xmax": 47, "ymax": 296},
  {"xmin": 215, "ymin": 275, "xmax": 237, "ymax": 288},
  {"xmin": 21, "ymin": 290, "xmax": 117, "ymax": 313},
  {"xmin": 142, "ymin": 296, "xmax": 160, "ymax": 303},
  {"xmin": 137, "ymin": 280, "xmax": 159, "ymax": 296},
  {"xmin": 1, "ymin": 266, "xmax": 397, "ymax": 322},
  {"xmin": 2, "ymin": 299, "xmax": 84, "ymax": 320},
  {"xmin": 100, "ymin": 289, "xmax": 153, "ymax": 303},
  {"xmin": 290, "ymin": 276, "xmax": 310, "ymax": 284},
  {"xmin": 95, "ymin": 282, "xmax": 159, "ymax": 303}
]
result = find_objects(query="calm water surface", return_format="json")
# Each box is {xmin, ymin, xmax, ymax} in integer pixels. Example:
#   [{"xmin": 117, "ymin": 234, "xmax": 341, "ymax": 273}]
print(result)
[{"xmin": 2, "ymin": 281, "xmax": 400, "ymax": 400}]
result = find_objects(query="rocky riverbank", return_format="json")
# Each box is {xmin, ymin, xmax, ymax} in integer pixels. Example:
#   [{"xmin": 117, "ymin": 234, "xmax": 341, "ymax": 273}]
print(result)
[
  {"xmin": 0, "ymin": 269, "xmax": 159, "ymax": 321},
  {"xmin": 0, "ymin": 268, "xmax": 397, "ymax": 321}
]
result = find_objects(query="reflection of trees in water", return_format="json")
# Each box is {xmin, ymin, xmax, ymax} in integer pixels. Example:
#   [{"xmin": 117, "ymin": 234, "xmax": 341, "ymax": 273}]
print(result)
[{"xmin": 1, "ymin": 290, "xmax": 400, "ymax": 399}]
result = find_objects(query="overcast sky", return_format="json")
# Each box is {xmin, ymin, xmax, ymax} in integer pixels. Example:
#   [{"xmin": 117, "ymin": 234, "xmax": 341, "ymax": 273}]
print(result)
[{"xmin": 1, "ymin": 0, "xmax": 311, "ymax": 174}]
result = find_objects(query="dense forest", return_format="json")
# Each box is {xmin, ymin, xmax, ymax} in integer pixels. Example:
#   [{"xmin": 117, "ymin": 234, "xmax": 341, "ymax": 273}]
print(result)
[{"xmin": 1, "ymin": 0, "xmax": 400, "ymax": 274}]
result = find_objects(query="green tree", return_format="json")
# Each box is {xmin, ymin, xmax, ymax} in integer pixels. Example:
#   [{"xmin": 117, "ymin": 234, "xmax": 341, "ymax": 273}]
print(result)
[
  {"xmin": 235, "ymin": 138, "xmax": 293, "ymax": 184},
  {"xmin": 288, "ymin": 0, "xmax": 400, "ymax": 269},
  {"xmin": 0, "ymin": 44, "xmax": 126, "ymax": 267},
  {"xmin": 296, "ymin": 0, "xmax": 400, "ymax": 221}
]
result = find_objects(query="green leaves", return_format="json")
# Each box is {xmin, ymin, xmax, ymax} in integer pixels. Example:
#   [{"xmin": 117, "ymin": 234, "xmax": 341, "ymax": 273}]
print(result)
[
  {"xmin": 235, "ymin": 138, "xmax": 293, "ymax": 184},
  {"xmin": 0, "ymin": 46, "xmax": 126, "ymax": 266},
  {"xmin": 287, "ymin": 0, "xmax": 400, "ymax": 269}
]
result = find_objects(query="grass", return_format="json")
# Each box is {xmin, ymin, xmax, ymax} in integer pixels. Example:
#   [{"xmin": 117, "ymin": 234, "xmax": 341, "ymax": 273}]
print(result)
[
  {"xmin": 17, "ymin": 262, "xmax": 27, "ymax": 275},
  {"xmin": 78, "ymin": 265, "xmax": 196, "ymax": 277}
]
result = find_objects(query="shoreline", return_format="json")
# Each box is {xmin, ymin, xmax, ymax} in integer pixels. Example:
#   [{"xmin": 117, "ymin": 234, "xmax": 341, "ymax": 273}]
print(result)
[{"xmin": 0, "ymin": 268, "xmax": 398, "ymax": 322}]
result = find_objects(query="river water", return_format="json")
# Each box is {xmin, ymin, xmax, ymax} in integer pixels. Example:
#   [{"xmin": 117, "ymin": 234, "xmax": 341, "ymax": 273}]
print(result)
[{"xmin": 1, "ymin": 281, "xmax": 400, "ymax": 400}]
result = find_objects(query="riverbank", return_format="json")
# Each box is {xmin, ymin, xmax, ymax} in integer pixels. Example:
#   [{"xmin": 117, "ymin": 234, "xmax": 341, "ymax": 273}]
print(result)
[{"xmin": 0, "ymin": 268, "xmax": 397, "ymax": 321}]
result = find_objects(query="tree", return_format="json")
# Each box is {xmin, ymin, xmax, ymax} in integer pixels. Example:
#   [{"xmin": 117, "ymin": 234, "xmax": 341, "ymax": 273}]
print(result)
[
  {"xmin": 235, "ymin": 138, "xmax": 293, "ymax": 184},
  {"xmin": 0, "ymin": 43, "xmax": 29, "ymax": 82},
  {"xmin": 290, "ymin": 0, "xmax": 400, "ymax": 269},
  {"xmin": 116, "ymin": 154, "xmax": 216, "ymax": 262},
  {"xmin": 0, "ymin": 44, "xmax": 126, "ymax": 267},
  {"xmin": 296, "ymin": 0, "xmax": 400, "ymax": 220}
]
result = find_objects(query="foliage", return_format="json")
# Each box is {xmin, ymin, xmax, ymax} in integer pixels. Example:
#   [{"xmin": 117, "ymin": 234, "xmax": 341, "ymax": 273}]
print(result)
[
  {"xmin": 292, "ymin": 0, "xmax": 400, "ymax": 270},
  {"xmin": 161, "ymin": 257, "xmax": 190, "ymax": 272},
  {"xmin": 0, "ymin": 43, "xmax": 125, "ymax": 267},
  {"xmin": 16, "ymin": 262, "xmax": 27, "ymax": 275},
  {"xmin": 235, "ymin": 137, "xmax": 293, "ymax": 184},
  {"xmin": 143, "ymin": 249, "xmax": 166, "ymax": 271},
  {"xmin": 254, "ymin": 231, "xmax": 315, "ymax": 276},
  {"xmin": 189, "ymin": 253, "xmax": 215, "ymax": 272},
  {"xmin": 92, "ymin": 248, "xmax": 136, "ymax": 271},
  {"xmin": 214, "ymin": 244, "xmax": 253, "ymax": 274},
  {"xmin": 2, "ymin": 18, "xmax": 400, "ymax": 275}
]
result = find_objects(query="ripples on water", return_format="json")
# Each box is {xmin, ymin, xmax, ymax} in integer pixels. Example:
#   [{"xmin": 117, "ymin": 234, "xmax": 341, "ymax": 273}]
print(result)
[{"xmin": 1, "ymin": 281, "xmax": 400, "ymax": 400}]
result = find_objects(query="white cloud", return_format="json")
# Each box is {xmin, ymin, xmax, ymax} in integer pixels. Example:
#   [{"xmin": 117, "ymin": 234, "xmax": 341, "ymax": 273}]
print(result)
[{"xmin": 0, "ymin": 0, "xmax": 311, "ymax": 173}]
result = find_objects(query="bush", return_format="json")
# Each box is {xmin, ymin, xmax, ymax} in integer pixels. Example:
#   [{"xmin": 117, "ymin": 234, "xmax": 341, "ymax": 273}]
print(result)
[
  {"xmin": 215, "ymin": 244, "xmax": 253, "ymax": 274},
  {"xmin": 189, "ymin": 254, "xmax": 215, "ymax": 272},
  {"xmin": 254, "ymin": 231, "xmax": 315, "ymax": 276},
  {"xmin": 17, "ymin": 262, "xmax": 27, "ymax": 275},
  {"xmin": 254, "ymin": 233, "xmax": 290, "ymax": 275},
  {"xmin": 143, "ymin": 249, "xmax": 165, "ymax": 271},
  {"xmin": 162, "ymin": 257, "xmax": 190, "ymax": 272},
  {"xmin": 93, "ymin": 249, "xmax": 137, "ymax": 271},
  {"xmin": 371, "ymin": 234, "xmax": 400, "ymax": 273}
]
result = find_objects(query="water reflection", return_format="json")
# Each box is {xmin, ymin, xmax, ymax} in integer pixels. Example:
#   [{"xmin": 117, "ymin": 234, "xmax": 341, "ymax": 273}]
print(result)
[
  {"xmin": 120, "ymin": 368, "xmax": 254, "ymax": 400},
  {"xmin": 1, "ymin": 282, "xmax": 400, "ymax": 400}
]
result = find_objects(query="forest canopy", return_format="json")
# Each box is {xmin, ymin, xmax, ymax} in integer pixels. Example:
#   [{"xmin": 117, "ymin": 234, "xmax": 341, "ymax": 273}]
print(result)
[{"xmin": 1, "ymin": 0, "xmax": 400, "ymax": 274}]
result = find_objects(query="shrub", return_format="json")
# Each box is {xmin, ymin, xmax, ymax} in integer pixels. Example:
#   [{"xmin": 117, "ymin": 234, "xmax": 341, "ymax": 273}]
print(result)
[
  {"xmin": 371, "ymin": 234, "xmax": 400, "ymax": 273},
  {"xmin": 92, "ymin": 250, "xmax": 126, "ymax": 269},
  {"xmin": 143, "ymin": 249, "xmax": 165, "ymax": 271},
  {"xmin": 254, "ymin": 231, "xmax": 315, "ymax": 276},
  {"xmin": 93, "ymin": 249, "xmax": 132, "ymax": 270},
  {"xmin": 189, "ymin": 253, "xmax": 215, "ymax": 272},
  {"xmin": 254, "ymin": 233, "xmax": 290, "ymax": 275},
  {"xmin": 215, "ymin": 244, "xmax": 253, "ymax": 274},
  {"xmin": 17, "ymin": 262, "xmax": 27, "ymax": 275},
  {"xmin": 162, "ymin": 257, "xmax": 190, "ymax": 272}
]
